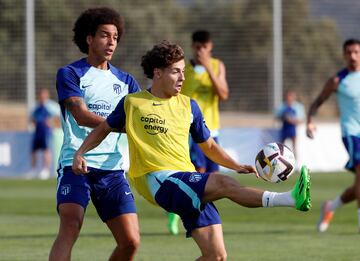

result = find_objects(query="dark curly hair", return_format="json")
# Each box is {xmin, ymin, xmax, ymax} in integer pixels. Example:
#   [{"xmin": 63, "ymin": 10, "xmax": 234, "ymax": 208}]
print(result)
[
  {"xmin": 73, "ymin": 7, "xmax": 124, "ymax": 54},
  {"xmin": 141, "ymin": 41, "xmax": 185, "ymax": 79}
]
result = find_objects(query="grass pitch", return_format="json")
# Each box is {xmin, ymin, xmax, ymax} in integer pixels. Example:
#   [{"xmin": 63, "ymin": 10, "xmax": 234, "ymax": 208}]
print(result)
[{"xmin": 0, "ymin": 171, "xmax": 359, "ymax": 261}]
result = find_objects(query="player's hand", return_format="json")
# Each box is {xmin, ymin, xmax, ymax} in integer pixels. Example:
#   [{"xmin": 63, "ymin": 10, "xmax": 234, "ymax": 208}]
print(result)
[
  {"xmin": 237, "ymin": 165, "xmax": 258, "ymax": 177},
  {"xmin": 196, "ymin": 48, "xmax": 211, "ymax": 69},
  {"xmin": 284, "ymin": 114, "xmax": 297, "ymax": 125},
  {"xmin": 72, "ymin": 152, "xmax": 89, "ymax": 175},
  {"xmin": 306, "ymin": 122, "xmax": 316, "ymax": 139}
]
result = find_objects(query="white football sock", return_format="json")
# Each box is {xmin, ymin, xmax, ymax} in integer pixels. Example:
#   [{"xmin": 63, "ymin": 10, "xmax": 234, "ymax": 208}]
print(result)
[
  {"xmin": 329, "ymin": 196, "xmax": 343, "ymax": 211},
  {"xmin": 262, "ymin": 191, "xmax": 294, "ymax": 208}
]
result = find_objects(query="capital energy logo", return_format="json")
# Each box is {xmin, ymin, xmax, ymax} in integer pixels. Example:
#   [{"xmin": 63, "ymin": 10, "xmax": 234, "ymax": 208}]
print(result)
[
  {"xmin": 88, "ymin": 100, "xmax": 111, "ymax": 118},
  {"xmin": 141, "ymin": 114, "xmax": 168, "ymax": 135}
]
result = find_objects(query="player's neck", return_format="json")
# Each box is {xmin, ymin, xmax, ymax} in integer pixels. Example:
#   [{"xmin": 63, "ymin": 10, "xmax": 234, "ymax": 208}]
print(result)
[
  {"xmin": 191, "ymin": 59, "xmax": 199, "ymax": 66},
  {"xmin": 86, "ymin": 56, "xmax": 109, "ymax": 70},
  {"xmin": 148, "ymin": 85, "xmax": 172, "ymax": 99},
  {"xmin": 351, "ymin": 67, "xmax": 360, "ymax": 72}
]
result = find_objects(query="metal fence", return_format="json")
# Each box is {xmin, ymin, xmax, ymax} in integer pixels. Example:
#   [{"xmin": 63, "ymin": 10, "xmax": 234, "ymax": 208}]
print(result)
[{"xmin": 0, "ymin": 0, "xmax": 359, "ymax": 130}]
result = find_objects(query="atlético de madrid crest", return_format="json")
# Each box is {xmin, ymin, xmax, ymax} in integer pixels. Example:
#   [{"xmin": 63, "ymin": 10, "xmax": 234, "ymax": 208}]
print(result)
[
  {"xmin": 113, "ymin": 84, "xmax": 122, "ymax": 94},
  {"xmin": 189, "ymin": 173, "xmax": 202, "ymax": 183},
  {"xmin": 60, "ymin": 184, "xmax": 71, "ymax": 195}
]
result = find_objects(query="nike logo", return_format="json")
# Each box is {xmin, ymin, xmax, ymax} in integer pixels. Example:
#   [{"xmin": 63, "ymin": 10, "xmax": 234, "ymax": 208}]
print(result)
[
  {"xmin": 125, "ymin": 191, "xmax": 132, "ymax": 195},
  {"xmin": 81, "ymin": 84, "xmax": 92, "ymax": 88},
  {"xmin": 152, "ymin": 102, "xmax": 163, "ymax": 106}
]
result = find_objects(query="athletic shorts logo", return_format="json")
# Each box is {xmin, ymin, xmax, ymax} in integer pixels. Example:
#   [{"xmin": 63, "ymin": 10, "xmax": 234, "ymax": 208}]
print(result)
[
  {"xmin": 152, "ymin": 102, "xmax": 163, "ymax": 106},
  {"xmin": 60, "ymin": 184, "xmax": 71, "ymax": 195},
  {"xmin": 189, "ymin": 173, "xmax": 202, "ymax": 183},
  {"xmin": 141, "ymin": 113, "xmax": 168, "ymax": 135}
]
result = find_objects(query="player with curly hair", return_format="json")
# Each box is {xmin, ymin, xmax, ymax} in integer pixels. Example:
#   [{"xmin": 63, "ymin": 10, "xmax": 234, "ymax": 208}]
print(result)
[{"xmin": 49, "ymin": 7, "xmax": 140, "ymax": 260}]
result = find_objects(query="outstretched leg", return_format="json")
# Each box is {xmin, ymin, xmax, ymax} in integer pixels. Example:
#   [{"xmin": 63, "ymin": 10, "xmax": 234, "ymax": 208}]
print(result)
[{"xmin": 202, "ymin": 166, "xmax": 311, "ymax": 211}]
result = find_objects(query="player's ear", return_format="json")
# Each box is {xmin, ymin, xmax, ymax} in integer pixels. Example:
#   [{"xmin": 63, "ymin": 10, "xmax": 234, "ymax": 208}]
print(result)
[
  {"xmin": 207, "ymin": 41, "xmax": 213, "ymax": 51},
  {"xmin": 86, "ymin": 35, "xmax": 93, "ymax": 46},
  {"xmin": 154, "ymin": 68, "xmax": 162, "ymax": 79}
]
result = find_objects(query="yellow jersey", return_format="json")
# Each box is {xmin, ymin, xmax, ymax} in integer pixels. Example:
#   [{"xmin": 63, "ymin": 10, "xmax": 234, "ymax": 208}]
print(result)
[
  {"xmin": 107, "ymin": 90, "xmax": 210, "ymax": 204},
  {"xmin": 181, "ymin": 58, "xmax": 220, "ymax": 133}
]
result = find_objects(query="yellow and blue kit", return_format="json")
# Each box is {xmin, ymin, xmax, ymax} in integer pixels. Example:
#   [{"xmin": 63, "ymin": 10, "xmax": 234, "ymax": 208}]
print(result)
[{"xmin": 107, "ymin": 90, "xmax": 221, "ymax": 237}]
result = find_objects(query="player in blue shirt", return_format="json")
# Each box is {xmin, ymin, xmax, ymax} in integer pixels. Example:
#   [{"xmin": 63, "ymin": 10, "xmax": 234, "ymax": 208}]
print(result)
[
  {"xmin": 49, "ymin": 7, "xmax": 141, "ymax": 261},
  {"xmin": 276, "ymin": 90, "xmax": 305, "ymax": 158},
  {"xmin": 30, "ymin": 88, "xmax": 60, "ymax": 179},
  {"xmin": 307, "ymin": 39, "xmax": 360, "ymax": 233}
]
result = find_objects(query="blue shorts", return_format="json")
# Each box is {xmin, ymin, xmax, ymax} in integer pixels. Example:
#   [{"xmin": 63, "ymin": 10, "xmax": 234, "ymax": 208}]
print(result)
[
  {"xmin": 342, "ymin": 135, "xmax": 360, "ymax": 172},
  {"xmin": 190, "ymin": 137, "xmax": 219, "ymax": 172},
  {"xmin": 32, "ymin": 135, "xmax": 50, "ymax": 151},
  {"xmin": 57, "ymin": 166, "xmax": 136, "ymax": 222},
  {"xmin": 281, "ymin": 126, "xmax": 296, "ymax": 141},
  {"xmin": 148, "ymin": 171, "xmax": 221, "ymax": 237}
]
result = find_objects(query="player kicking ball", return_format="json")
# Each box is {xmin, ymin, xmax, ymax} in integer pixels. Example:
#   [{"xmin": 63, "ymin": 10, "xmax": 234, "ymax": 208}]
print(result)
[{"xmin": 72, "ymin": 41, "xmax": 311, "ymax": 260}]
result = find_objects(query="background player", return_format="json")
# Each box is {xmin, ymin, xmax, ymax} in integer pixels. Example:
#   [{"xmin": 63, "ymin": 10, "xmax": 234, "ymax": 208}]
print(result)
[
  {"xmin": 49, "ymin": 7, "xmax": 140, "ymax": 260},
  {"xmin": 275, "ymin": 90, "xmax": 305, "ymax": 158},
  {"xmin": 306, "ymin": 38, "xmax": 360, "ymax": 233},
  {"xmin": 72, "ymin": 41, "xmax": 311, "ymax": 260},
  {"xmin": 181, "ymin": 29, "xmax": 229, "ymax": 173},
  {"xmin": 30, "ymin": 87, "xmax": 60, "ymax": 179},
  {"xmin": 171, "ymin": 29, "xmax": 230, "ymax": 235}
]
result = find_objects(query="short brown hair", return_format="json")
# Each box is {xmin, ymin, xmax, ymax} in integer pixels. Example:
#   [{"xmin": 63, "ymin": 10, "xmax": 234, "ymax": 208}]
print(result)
[{"xmin": 141, "ymin": 41, "xmax": 185, "ymax": 79}]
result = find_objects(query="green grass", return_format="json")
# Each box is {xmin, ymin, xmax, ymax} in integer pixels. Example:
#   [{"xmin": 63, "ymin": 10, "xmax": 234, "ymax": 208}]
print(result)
[{"xmin": 0, "ymin": 172, "xmax": 359, "ymax": 260}]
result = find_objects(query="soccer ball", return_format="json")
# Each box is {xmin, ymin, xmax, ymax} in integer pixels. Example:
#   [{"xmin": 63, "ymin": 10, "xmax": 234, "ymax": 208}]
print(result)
[{"xmin": 255, "ymin": 142, "xmax": 295, "ymax": 183}]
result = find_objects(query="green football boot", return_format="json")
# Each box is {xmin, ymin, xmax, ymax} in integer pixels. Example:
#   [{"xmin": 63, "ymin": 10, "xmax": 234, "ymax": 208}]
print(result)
[
  {"xmin": 167, "ymin": 212, "xmax": 180, "ymax": 235},
  {"xmin": 292, "ymin": 165, "xmax": 311, "ymax": 211}
]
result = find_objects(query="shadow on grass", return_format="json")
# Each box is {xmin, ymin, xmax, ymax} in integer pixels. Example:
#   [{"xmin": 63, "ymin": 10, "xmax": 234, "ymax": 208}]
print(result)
[
  {"xmin": 1, "ymin": 228, "xmax": 356, "ymax": 240},
  {"xmin": 0, "ymin": 231, "xmax": 182, "ymax": 240}
]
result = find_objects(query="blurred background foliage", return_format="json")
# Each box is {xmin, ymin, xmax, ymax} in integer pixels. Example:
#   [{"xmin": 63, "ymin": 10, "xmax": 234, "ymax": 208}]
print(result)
[{"xmin": 1, "ymin": 0, "xmax": 359, "ymax": 114}]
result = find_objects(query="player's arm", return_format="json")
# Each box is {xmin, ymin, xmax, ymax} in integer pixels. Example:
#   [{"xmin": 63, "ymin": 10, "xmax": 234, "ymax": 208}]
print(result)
[
  {"xmin": 274, "ymin": 105, "xmax": 284, "ymax": 120},
  {"xmin": 206, "ymin": 60, "xmax": 229, "ymax": 101},
  {"xmin": 72, "ymin": 120, "xmax": 114, "ymax": 174},
  {"xmin": 306, "ymin": 76, "xmax": 339, "ymax": 138},
  {"xmin": 198, "ymin": 138, "xmax": 256, "ymax": 174},
  {"xmin": 72, "ymin": 97, "xmax": 127, "ymax": 174},
  {"xmin": 57, "ymin": 67, "xmax": 105, "ymax": 128},
  {"xmin": 294, "ymin": 103, "xmax": 306, "ymax": 125},
  {"xmin": 190, "ymin": 99, "xmax": 255, "ymax": 175},
  {"xmin": 64, "ymin": 97, "xmax": 104, "ymax": 128},
  {"xmin": 205, "ymin": 61, "xmax": 229, "ymax": 101},
  {"xmin": 197, "ymin": 49, "xmax": 229, "ymax": 100}
]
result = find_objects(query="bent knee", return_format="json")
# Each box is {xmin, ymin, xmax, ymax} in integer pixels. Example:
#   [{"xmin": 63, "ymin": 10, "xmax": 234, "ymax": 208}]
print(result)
[
  {"xmin": 120, "ymin": 235, "xmax": 141, "ymax": 253},
  {"xmin": 130, "ymin": 235, "xmax": 141, "ymax": 250},
  {"xmin": 202, "ymin": 251, "xmax": 227, "ymax": 261}
]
